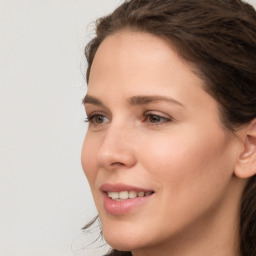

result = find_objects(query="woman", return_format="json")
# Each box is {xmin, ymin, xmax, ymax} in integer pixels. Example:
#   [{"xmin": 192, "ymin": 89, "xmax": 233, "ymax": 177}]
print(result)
[{"xmin": 81, "ymin": 0, "xmax": 256, "ymax": 255}]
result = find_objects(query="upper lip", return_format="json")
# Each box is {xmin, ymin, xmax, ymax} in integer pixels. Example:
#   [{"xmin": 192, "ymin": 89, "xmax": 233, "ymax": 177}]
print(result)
[{"xmin": 100, "ymin": 183, "xmax": 154, "ymax": 193}]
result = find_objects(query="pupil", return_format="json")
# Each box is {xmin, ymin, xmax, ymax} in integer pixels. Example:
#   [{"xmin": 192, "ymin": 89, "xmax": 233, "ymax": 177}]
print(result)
[
  {"xmin": 150, "ymin": 115, "xmax": 160, "ymax": 123},
  {"xmin": 96, "ymin": 116, "xmax": 104, "ymax": 123}
]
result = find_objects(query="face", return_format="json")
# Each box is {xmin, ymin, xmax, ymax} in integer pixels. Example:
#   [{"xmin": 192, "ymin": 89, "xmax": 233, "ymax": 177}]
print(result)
[{"xmin": 81, "ymin": 31, "xmax": 241, "ymax": 253}]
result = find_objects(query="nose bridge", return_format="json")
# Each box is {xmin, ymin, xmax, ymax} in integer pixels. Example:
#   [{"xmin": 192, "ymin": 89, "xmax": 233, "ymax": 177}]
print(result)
[{"xmin": 96, "ymin": 120, "xmax": 136, "ymax": 169}]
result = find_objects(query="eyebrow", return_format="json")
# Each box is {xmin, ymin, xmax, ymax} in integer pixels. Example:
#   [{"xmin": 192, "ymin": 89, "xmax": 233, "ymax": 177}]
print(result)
[
  {"xmin": 82, "ymin": 94, "xmax": 184, "ymax": 107},
  {"xmin": 128, "ymin": 95, "xmax": 184, "ymax": 107},
  {"xmin": 82, "ymin": 95, "xmax": 105, "ymax": 107}
]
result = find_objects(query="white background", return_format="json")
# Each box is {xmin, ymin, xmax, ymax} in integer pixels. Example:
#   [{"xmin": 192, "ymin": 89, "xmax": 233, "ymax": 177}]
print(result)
[{"xmin": 1, "ymin": 0, "xmax": 256, "ymax": 256}]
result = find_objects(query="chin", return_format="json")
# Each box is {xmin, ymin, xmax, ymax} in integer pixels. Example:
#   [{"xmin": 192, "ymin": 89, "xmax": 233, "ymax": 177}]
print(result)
[
  {"xmin": 102, "ymin": 222, "xmax": 148, "ymax": 252},
  {"xmin": 105, "ymin": 238, "xmax": 135, "ymax": 252},
  {"xmin": 104, "ymin": 234, "xmax": 135, "ymax": 251}
]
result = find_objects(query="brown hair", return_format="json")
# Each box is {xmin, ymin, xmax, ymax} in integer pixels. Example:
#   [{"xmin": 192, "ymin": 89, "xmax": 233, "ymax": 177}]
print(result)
[{"xmin": 84, "ymin": 0, "xmax": 256, "ymax": 255}]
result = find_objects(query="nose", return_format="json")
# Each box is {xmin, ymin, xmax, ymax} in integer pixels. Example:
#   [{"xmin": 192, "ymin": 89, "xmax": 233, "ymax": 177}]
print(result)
[{"xmin": 96, "ymin": 123, "xmax": 136, "ymax": 170}]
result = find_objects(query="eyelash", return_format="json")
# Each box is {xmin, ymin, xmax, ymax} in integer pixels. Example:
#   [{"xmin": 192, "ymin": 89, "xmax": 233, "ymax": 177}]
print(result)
[
  {"xmin": 144, "ymin": 113, "xmax": 171, "ymax": 125},
  {"xmin": 84, "ymin": 114, "xmax": 109, "ymax": 124},
  {"xmin": 84, "ymin": 112, "xmax": 172, "ymax": 126}
]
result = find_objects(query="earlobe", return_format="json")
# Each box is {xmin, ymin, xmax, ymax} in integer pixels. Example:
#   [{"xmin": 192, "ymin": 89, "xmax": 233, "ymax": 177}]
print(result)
[{"xmin": 235, "ymin": 119, "xmax": 256, "ymax": 179}]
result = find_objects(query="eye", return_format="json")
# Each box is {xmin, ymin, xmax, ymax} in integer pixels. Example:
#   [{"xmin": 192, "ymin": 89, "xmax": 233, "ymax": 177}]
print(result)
[
  {"xmin": 85, "ymin": 114, "xmax": 109, "ymax": 124},
  {"xmin": 145, "ymin": 112, "xmax": 171, "ymax": 124}
]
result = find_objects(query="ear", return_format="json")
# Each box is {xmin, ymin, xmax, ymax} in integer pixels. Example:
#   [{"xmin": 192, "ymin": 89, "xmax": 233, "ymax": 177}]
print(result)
[{"xmin": 235, "ymin": 118, "xmax": 256, "ymax": 179}]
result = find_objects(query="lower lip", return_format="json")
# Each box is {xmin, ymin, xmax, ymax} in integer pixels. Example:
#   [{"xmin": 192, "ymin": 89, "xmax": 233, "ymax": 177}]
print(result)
[{"xmin": 103, "ymin": 193, "xmax": 153, "ymax": 215}]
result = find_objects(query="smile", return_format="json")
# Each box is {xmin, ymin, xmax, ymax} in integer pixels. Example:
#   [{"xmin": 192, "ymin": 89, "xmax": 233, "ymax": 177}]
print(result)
[
  {"xmin": 107, "ymin": 191, "xmax": 154, "ymax": 201},
  {"xmin": 100, "ymin": 183, "xmax": 155, "ymax": 215}
]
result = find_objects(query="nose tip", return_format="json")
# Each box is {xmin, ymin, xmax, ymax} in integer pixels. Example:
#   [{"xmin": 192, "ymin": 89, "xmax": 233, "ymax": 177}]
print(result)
[
  {"xmin": 96, "ymin": 127, "xmax": 136, "ymax": 170},
  {"xmin": 97, "ymin": 149, "xmax": 136, "ymax": 169}
]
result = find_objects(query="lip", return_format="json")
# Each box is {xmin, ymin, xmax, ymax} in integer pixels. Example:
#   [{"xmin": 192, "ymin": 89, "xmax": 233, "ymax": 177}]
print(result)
[
  {"xmin": 100, "ymin": 183, "xmax": 154, "ymax": 193},
  {"xmin": 100, "ymin": 183, "xmax": 154, "ymax": 215}
]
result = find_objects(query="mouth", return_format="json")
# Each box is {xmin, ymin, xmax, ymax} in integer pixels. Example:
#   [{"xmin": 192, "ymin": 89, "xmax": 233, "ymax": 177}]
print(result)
[
  {"xmin": 100, "ymin": 183, "xmax": 155, "ymax": 215},
  {"xmin": 106, "ymin": 191, "xmax": 154, "ymax": 201}
]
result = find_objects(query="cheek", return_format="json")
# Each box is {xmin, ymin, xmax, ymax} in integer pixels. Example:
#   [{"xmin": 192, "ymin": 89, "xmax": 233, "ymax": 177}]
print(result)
[
  {"xmin": 139, "ymin": 127, "xmax": 234, "ymax": 197},
  {"xmin": 134, "ymin": 128, "xmax": 236, "ymax": 236},
  {"xmin": 81, "ymin": 135, "xmax": 98, "ymax": 185}
]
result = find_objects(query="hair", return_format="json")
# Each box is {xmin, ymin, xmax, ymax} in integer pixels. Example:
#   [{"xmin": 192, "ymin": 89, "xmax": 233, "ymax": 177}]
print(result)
[{"xmin": 83, "ymin": 0, "xmax": 256, "ymax": 255}]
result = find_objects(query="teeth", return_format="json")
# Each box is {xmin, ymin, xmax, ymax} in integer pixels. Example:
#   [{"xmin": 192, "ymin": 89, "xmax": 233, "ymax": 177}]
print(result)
[
  {"xmin": 108, "ymin": 192, "xmax": 118, "ymax": 200},
  {"xmin": 129, "ymin": 191, "xmax": 137, "ymax": 198},
  {"xmin": 119, "ymin": 191, "xmax": 128, "ymax": 199},
  {"xmin": 107, "ymin": 191, "xmax": 152, "ymax": 201},
  {"xmin": 138, "ymin": 192, "xmax": 145, "ymax": 197}
]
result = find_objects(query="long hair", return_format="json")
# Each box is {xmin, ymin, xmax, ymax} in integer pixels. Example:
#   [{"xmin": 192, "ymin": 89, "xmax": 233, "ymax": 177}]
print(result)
[{"xmin": 84, "ymin": 1, "xmax": 256, "ymax": 255}]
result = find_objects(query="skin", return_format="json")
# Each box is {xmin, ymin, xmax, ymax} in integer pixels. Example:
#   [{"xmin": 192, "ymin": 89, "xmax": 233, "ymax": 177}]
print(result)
[{"xmin": 81, "ymin": 31, "xmax": 248, "ymax": 256}]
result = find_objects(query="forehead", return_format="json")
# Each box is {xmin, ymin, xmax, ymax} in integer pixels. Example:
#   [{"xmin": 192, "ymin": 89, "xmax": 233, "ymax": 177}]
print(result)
[
  {"xmin": 89, "ymin": 30, "xmax": 202, "ymax": 91},
  {"xmin": 92, "ymin": 30, "xmax": 179, "ymax": 67}
]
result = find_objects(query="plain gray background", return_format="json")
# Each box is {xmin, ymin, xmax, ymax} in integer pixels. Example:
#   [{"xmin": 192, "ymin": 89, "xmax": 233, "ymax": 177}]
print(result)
[
  {"xmin": 1, "ymin": 0, "xmax": 256, "ymax": 255},
  {"xmin": 1, "ymin": 0, "xmax": 120, "ymax": 255}
]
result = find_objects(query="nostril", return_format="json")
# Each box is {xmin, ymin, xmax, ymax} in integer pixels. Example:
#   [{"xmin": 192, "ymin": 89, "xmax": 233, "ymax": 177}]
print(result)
[{"xmin": 111, "ymin": 162, "xmax": 125, "ymax": 166}]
